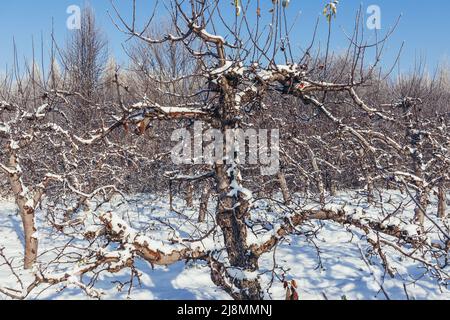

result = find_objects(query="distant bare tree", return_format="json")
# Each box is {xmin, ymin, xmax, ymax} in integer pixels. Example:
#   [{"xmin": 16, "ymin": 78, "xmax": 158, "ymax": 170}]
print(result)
[{"xmin": 63, "ymin": 6, "xmax": 107, "ymax": 101}]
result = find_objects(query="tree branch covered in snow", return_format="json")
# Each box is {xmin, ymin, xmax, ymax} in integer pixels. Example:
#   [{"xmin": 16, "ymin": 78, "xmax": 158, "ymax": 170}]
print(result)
[{"xmin": 0, "ymin": 0, "xmax": 448, "ymax": 301}]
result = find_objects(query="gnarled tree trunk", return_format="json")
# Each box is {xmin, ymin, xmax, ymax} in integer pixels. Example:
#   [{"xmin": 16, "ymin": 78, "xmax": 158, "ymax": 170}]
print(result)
[
  {"xmin": 215, "ymin": 163, "xmax": 262, "ymax": 300},
  {"xmin": 8, "ymin": 153, "xmax": 38, "ymax": 269}
]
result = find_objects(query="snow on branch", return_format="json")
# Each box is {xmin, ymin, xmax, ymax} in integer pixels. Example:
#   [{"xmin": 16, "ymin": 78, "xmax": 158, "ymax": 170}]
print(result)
[{"xmin": 99, "ymin": 211, "xmax": 206, "ymax": 266}]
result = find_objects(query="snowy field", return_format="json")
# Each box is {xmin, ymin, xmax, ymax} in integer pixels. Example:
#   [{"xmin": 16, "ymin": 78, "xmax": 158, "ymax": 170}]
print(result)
[{"xmin": 0, "ymin": 190, "xmax": 448, "ymax": 300}]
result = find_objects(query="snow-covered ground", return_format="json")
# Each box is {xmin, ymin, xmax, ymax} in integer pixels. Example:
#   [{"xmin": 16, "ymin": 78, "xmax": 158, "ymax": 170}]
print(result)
[{"xmin": 0, "ymin": 191, "xmax": 448, "ymax": 300}]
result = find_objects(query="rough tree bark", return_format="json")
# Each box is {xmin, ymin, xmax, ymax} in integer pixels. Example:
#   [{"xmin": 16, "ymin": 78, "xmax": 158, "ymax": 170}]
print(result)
[
  {"xmin": 438, "ymin": 184, "xmax": 447, "ymax": 219},
  {"xmin": 210, "ymin": 74, "xmax": 263, "ymax": 300},
  {"xmin": 215, "ymin": 163, "xmax": 262, "ymax": 300},
  {"xmin": 198, "ymin": 184, "xmax": 211, "ymax": 222},
  {"xmin": 329, "ymin": 178, "xmax": 337, "ymax": 197},
  {"xmin": 308, "ymin": 146, "xmax": 325, "ymax": 205},
  {"xmin": 185, "ymin": 182, "xmax": 194, "ymax": 208},
  {"xmin": 414, "ymin": 190, "xmax": 428, "ymax": 226},
  {"xmin": 407, "ymin": 111, "xmax": 428, "ymax": 226},
  {"xmin": 8, "ymin": 153, "xmax": 38, "ymax": 269},
  {"xmin": 278, "ymin": 171, "xmax": 291, "ymax": 205}
]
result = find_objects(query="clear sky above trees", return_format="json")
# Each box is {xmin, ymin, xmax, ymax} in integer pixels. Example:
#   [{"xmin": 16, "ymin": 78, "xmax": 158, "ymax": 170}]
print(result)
[{"xmin": 0, "ymin": 0, "xmax": 448, "ymax": 74}]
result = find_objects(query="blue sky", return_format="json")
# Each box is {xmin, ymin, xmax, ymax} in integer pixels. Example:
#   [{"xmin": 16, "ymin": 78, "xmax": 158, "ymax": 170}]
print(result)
[{"xmin": 0, "ymin": 0, "xmax": 448, "ymax": 74}]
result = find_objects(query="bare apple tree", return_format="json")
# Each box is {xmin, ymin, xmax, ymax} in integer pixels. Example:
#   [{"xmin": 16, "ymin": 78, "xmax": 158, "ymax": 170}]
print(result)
[{"xmin": 0, "ymin": 0, "xmax": 448, "ymax": 300}]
